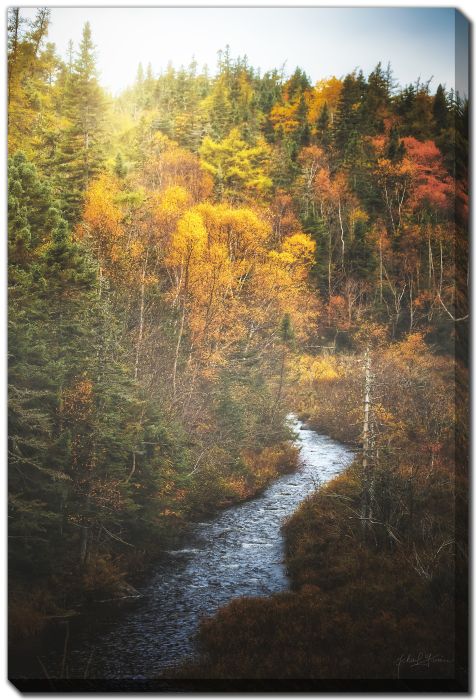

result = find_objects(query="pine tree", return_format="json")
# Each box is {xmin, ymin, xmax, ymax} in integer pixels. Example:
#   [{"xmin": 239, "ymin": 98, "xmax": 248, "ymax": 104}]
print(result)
[
  {"xmin": 114, "ymin": 152, "xmax": 127, "ymax": 179},
  {"xmin": 8, "ymin": 152, "xmax": 96, "ymax": 575},
  {"xmin": 316, "ymin": 102, "xmax": 331, "ymax": 148},
  {"xmin": 433, "ymin": 84, "xmax": 449, "ymax": 132},
  {"xmin": 361, "ymin": 62, "xmax": 391, "ymax": 135},
  {"xmin": 7, "ymin": 8, "xmax": 53, "ymax": 155},
  {"xmin": 333, "ymin": 72, "xmax": 364, "ymax": 157},
  {"xmin": 56, "ymin": 22, "xmax": 107, "ymax": 223},
  {"xmin": 386, "ymin": 125, "xmax": 405, "ymax": 162},
  {"xmin": 296, "ymin": 94, "xmax": 311, "ymax": 146}
]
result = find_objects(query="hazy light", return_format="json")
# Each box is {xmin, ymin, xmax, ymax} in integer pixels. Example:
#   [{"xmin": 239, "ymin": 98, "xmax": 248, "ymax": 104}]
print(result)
[{"xmin": 21, "ymin": 7, "xmax": 461, "ymax": 95}]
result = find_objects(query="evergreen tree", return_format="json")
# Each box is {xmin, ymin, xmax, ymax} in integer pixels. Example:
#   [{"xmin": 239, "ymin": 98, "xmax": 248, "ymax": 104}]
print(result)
[
  {"xmin": 433, "ymin": 83, "xmax": 449, "ymax": 132},
  {"xmin": 56, "ymin": 22, "xmax": 107, "ymax": 223},
  {"xmin": 333, "ymin": 72, "xmax": 364, "ymax": 157},
  {"xmin": 114, "ymin": 151, "xmax": 127, "ymax": 179},
  {"xmin": 386, "ymin": 125, "xmax": 405, "ymax": 162},
  {"xmin": 9, "ymin": 152, "xmax": 96, "ymax": 575},
  {"xmin": 296, "ymin": 94, "xmax": 311, "ymax": 146},
  {"xmin": 316, "ymin": 102, "xmax": 331, "ymax": 148},
  {"xmin": 361, "ymin": 62, "xmax": 391, "ymax": 135},
  {"xmin": 286, "ymin": 67, "xmax": 311, "ymax": 100}
]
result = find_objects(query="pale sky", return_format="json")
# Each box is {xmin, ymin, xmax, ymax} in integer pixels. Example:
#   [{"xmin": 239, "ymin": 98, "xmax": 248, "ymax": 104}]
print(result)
[{"xmin": 20, "ymin": 7, "xmax": 467, "ymax": 96}]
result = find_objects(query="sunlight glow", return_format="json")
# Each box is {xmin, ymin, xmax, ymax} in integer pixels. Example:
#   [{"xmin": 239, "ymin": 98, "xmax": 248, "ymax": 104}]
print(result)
[{"xmin": 21, "ymin": 7, "xmax": 459, "ymax": 95}]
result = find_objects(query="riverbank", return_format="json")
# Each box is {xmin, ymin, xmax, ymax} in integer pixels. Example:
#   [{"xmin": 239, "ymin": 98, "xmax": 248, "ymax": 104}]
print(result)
[
  {"xmin": 173, "ymin": 341, "xmax": 464, "ymax": 684},
  {"xmin": 175, "ymin": 455, "xmax": 458, "ymax": 682},
  {"xmin": 10, "ymin": 418, "xmax": 353, "ymax": 684},
  {"xmin": 9, "ymin": 436, "xmax": 299, "ymax": 654}
]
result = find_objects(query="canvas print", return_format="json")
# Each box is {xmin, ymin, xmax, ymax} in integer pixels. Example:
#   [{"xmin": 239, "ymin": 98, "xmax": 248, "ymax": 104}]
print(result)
[{"xmin": 8, "ymin": 6, "xmax": 468, "ymax": 691}]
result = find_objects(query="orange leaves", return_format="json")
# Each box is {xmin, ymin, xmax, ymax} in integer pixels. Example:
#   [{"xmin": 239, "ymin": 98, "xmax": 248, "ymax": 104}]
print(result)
[
  {"xmin": 140, "ymin": 132, "xmax": 213, "ymax": 201},
  {"xmin": 270, "ymin": 77, "xmax": 342, "ymax": 138},
  {"xmin": 384, "ymin": 332, "xmax": 435, "ymax": 375},
  {"xmin": 167, "ymin": 209, "xmax": 207, "ymax": 267},
  {"xmin": 79, "ymin": 150, "xmax": 316, "ymax": 384},
  {"xmin": 402, "ymin": 137, "xmax": 443, "ymax": 168},
  {"xmin": 195, "ymin": 202, "xmax": 270, "ymax": 256},
  {"xmin": 269, "ymin": 101, "xmax": 301, "ymax": 134},
  {"xmin": 307, "ymin": 77, "xmax": 343, "ymax": 124},
  {"xmin": 62, "ymin": 377, "xmax": 94, "ymax": 421},
  {"xmin": 145, "ymin": 145, "xmax": 213, "ymax": 202},
  {"xmin": 374, "ymin": 135, "xmax": 453, "ymax": 218},
  {"xmin": 79, "ymin": 174, "xmax": 124, "ymax": 256},
  {"xmin": 151, "ymin": 185, "xmax": 191, "ymax": 227},
  {"xmin": 268, "ymin": 190, "xmax": 302, "ymax": 245},
  {"xmin": 401, "ymin": 137, "xmax": 453, "ymax": 212}
]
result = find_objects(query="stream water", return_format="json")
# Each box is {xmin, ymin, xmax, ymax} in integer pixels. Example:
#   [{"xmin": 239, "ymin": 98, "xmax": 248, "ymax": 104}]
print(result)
[{"xmin": 14, "ymin": 415, "xmax": 354, "ymax": 683}]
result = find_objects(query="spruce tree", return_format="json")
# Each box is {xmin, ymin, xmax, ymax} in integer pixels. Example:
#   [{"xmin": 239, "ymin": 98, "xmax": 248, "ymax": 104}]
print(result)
[
  {"xmin": 316, "ymin": 102, "xmax": 331, "ymax": 148},
  {"xmin": 333, "ymin": 72, "xmax": 364, "ymax": 157},
  {"xmin": 433, "ymin": 84, "xmax": 449, "ymax": 132},
  {"xmin": 56, "ymin": 22, "xmax": 107, "ymax": 223}
]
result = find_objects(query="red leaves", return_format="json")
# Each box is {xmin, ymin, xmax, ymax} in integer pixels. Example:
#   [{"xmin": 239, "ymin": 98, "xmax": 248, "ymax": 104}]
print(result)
[{"xmin": 401, "ymin": 137, "xmax": 453, "ymax": 213}]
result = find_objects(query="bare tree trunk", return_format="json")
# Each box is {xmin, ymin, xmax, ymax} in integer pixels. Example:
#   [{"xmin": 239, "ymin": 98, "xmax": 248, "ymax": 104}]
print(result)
[
  {"xmin": 439, "ymin": 238, "xmax": 444, "ymax": 295},
  {"xmin": 338, "ymin": 198, "xmax": 345, "ymax": 271},
  {"xmin": 134, "ymin": 252, "xmax": 148, "ymax": 381},
  {"xmin": 172, "ymin": 305, "xmax": 186, "ymax": 398},
  {"xmin": 384, "ymin": 184, "xmax": 396, "ymax": 236},
  {"xmin": 428, "ymin": 232, "xmax": 433, "ymax": 291},
  {"xmin": 379, "ymin": 234, "xmax": 383, "ymax": 303},
  {"xmin": 125, "ymin": 451, "xmax": 136, "ymax": 484},
  {"xmin": 327, "ymin": 228, "xmax": 332, "ymax": 327},
  {"xmin": 80, "ymin": 495, "xmax": 90, "ymax": 566},
  {"xmin": 361, "ymin": 349, "xmax": 373, "ymax": 535},
  {"xmin": 362, "ymin": 351, "xmax": 371, "ymax": 474},
  {"xmin": 273, "ymin": 346, "xmax": 286, "ymax": 422}
]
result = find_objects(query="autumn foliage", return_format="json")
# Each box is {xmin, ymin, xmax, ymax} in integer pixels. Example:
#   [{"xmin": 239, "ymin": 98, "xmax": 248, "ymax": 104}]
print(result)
[{"xmin": 8, "ymin": 10, "xmax": 467, "ymax": 686}]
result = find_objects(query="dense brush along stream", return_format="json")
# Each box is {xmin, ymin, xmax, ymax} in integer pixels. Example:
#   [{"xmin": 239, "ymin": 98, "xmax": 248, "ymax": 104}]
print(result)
[{"xmin": 13, "ymin": 415, "xmax": 354, "ymax": 683}]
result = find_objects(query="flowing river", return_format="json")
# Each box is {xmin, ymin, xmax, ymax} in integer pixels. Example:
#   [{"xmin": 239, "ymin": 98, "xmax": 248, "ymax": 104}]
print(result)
[{"xmin": 14, "ymin": 416, "xmax": 354, "ymax": 684}]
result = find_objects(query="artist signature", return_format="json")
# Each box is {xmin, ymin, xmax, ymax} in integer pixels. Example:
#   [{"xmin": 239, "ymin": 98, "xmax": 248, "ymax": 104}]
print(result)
[{"xmin": 396, "ymin": 652, "xmax": 453, "ymax": 679}]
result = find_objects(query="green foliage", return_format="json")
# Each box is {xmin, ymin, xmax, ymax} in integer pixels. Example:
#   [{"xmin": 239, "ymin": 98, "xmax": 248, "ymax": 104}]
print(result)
[
  {"xmin": 200, "ymin": 127, "xmax": 272, "ymax": 201},
  {"xmin": 8, "ymin": 14, "xmax": 466, "ymax": 671},
  {"xmin": 54, "ymin": 23, "xmax": 107, "ymax": 222}
]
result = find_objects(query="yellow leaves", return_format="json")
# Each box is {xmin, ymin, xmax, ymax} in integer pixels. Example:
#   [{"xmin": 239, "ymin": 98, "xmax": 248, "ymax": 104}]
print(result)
[
  {"xmin": 80, "ymin": 173, "xmax": 123, "ymax": 243},
  {"xmin": 350, "ymin": 207, "xmax": 369, "ymax": 226},
  {"xmin": 199, "ymin": 128, "xmax": 272, "ymax": 201},
  {"xmin": 80, "ymin": 166, "xmax": 316, "ymax": 378},
  {"xmin": 268, "ymin": 250, "xmax": 295, "ymax": 267},
  {"xmin": 282, "ymin": 233, "xmax": 316, "ymax": 267},
  {"xmin": 195, "ymin": 202, "xmax": 270, "ymax": 256},
  {"xmin": 267, "ymin": 233, "xmax": 315, "ymax": 290},
  {"xmin": 160, "ymin": 195, "xmax": 316, "ymax": 364},
  {"xmin": 292, "ymin": 355, "xmax": 340, "ymax": 385},
  {"xmin": 307, "ymin": 76, "xmax": 343, "ymax": 123},
  {"xmin": 128, "ymin": 239, "xmax": 145, "ymax": 261},
  {"xmin": 373, "ymin": 403, "xmax": 405, "ymax": 434},
  {"xmin": 393, "ymin": 332, "xmax": 427, "ymax": 360},
  {"xmin": 385, "ymin": 332, "xmax": 436, "ymax": 376},
  {"xmin": 157, "ymin": 185, "xmax": 190, "ymax": 215},
  {"xmin": 170, "ymin": 210, "xmax": 207, "ymax": 264},
  {"xmin": 269, "ymin": 102, "xmax": 300, "ymax": 134},
  {"xmin": 152, "ymin": 185, "xmax": 191, "ymax": 230}
]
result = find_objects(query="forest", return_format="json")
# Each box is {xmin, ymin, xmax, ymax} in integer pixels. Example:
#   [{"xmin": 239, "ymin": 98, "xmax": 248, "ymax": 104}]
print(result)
[{"xmin": 8, "ymin": 8, "xmax": 468, "ymax": 686}]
